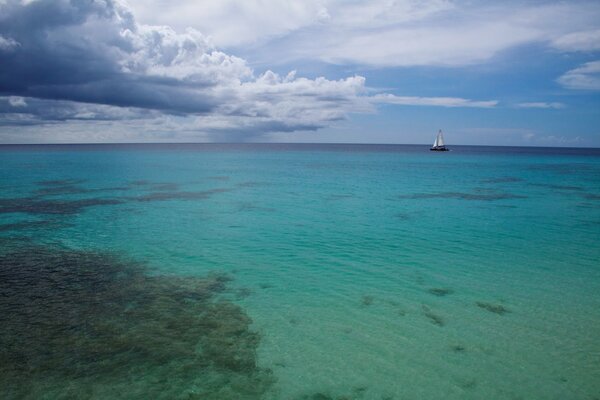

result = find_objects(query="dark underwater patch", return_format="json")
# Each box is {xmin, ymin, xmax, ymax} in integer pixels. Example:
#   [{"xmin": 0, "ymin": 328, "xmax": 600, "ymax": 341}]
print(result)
[
  {"xmin": 0, "ymin": 244, "xmax": 274, "ymax": 399},
  {"xmin": 37, "ymin": 178, "xmax": 87, "ymax": 187},
  {"xmin": 149, "ymin": 182, "xmax": 180, "ymax": 191},
  {"xmin": 34, "ymin": 184, "xmax": 93, "ymax": 196},
  {"xmin": 258, "ymin": 283, "xmax": 273, "ymax": 289},
  {"xmin": 128, "ymin": 188, "xmax": 231, "ymax": 202},
  {"xmin": 297, "ymin": 390, "xmax": 369, "ymax": 400},
  {"xmin": 421, "ymin": 305, "xmax": 445, "ymax": 327},
  {"xmin": 394, "ymin": 212, "xmax": 412, "ymax": 221},
  {"xmin": 530, "ymin": 183, "xmax": 585, "ymax": 191},
  {"xmin": 235, "ymin": 287, "xmax": 253, "ymax": 300},
  {"xmin": 237, "ymin": 202, "xmax": 276, "ymax": 212},
  {"xmin": 480, "ymin": 177, "xmax": 523, "ymax": 184},
  {"xmin": 428, "ymin": 288, "xmax": 454, "ymax": 297},
  {"xmin": 236, "ymin": 181, "xmax": 268, "ymax": 188},
  {"xmin": 35, "ymin": 178, "xmax": 99, "ymax": 196},
  {"xmin": 398, "ymin": 191, "xmax": 526, "ymax": 201},
  {"xmin": 0, "ymin": 219, "xmax": 70, "ymax": 232},
  {"xmin": 0, "ymin": 196, "xmax": 124, "ymax": 215},
  {"xmin": 476, "ymin": 301, "xmax": 510, "ymax": 315},
  {"xmin": 0, "ymin": 185, "xmax": 231, "ymax": 216},
  {"xmin": 361, "ymin": 295, "xmax": 374, "ymax": 306},
  {"xmin": 451, "ymin": 344, "xmax": 466, "ymax": 353},
  {"xmin": 127, "ymin": 180, "xmax": 180, "ymax": 192},
  {"xmin": 34, "ymin": 185, "xmax": 129, "ymax": 197},
  {"xmin": 327, "ymin": 194, "xmax": 354, "ymax": 201},
  {"xmin": 34, "ymin": 184, "xmax": 131, "ymax": 196}
]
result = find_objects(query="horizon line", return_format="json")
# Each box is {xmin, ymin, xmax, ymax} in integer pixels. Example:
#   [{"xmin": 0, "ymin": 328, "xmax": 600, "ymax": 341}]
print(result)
[{"xmin": 0, "ymin": 142, "xmax": 598, "ymax": 150}]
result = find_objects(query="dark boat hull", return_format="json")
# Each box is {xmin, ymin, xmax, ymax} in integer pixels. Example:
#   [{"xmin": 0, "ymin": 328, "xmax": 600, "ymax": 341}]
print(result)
[{"xmin": 430, "ymin": 146, "xmax": 449, "ymax": 151}]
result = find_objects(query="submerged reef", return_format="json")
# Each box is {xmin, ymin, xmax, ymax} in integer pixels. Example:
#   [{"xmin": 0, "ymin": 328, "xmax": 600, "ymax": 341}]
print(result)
[
  {"xmin": 530, "ymin": 183, "xmax": 584, "ymax": 191},
  {"xmin": 451, "ymin": 344, "xmax": 466, "ymax": 353},
  {"xmin": 480, "ymin": 177, "xmax": 523, "ymax": 184},
  {"xmin": 34, "ymin": 178, "xmax": 131, "ymax": 197},
  {"xmin": 0, "ymin": 179, "xmax": 231, "ymax": 216},
  {"xmin": 361, "ymin": 295, "xmax": 375, "ymax": 306},
  {"xmin": 398, "ymin": 191, "xmax": 526, "ymax": 201},
  {"xmin": 0, "ymin": 196, "xmax": 124, "ymax": 215},
  {"xmin": 476, "ymin": 301, "xmax": 510, "ymax": 315},
  {"xmin": 297, "ymin": 387, "xmax": 371, "ymax": 400},
  {"xmin": 0, "ymin": 219, "xmax": 71, "ymax": 232},
  {"xmin": 0, "ymin": 243, "xmax": 273, "ymax": 399},
  {"xmin": 427, "ymin": 288, "xmax": 454, "ymax": 297},
  {"xmin": 421, "ymin": 305, "xmax": 445, "ymax": 327}
]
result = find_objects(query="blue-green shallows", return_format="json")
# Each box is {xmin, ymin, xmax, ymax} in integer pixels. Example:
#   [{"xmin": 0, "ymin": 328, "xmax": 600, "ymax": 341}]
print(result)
[{"xmin": 1, "ymin": 144, "xmax": 599, "ymax": 399}]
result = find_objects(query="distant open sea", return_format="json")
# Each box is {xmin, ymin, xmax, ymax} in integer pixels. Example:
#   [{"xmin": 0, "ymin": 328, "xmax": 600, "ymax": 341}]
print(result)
[{"xmin": 1, "ymin": 143, "xmax": 599, "ymax": 400}]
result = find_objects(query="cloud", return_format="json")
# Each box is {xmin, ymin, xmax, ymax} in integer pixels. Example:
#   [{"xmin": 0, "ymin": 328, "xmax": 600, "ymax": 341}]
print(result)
[
  {"xmin": 0, "ymin": 0, "xmax": 373, "ymax": 139},
  {"xmin": 127, "ymin": 0, "xmax": 331, "ymax": 48},
  {"xmin": 551, "ymin": 29, "xmax": 600, "ymax": 52},
  {"xmin": 8, "ymin": 96, "xmax": 27, "ymax": 107},
  {"xmin": 2, "ymin": 0, "xmax": 511, "ymax": 143},
  {"xmin": 0, "ymin": 0, "xmax": 240, "ymax": 113},
  {"xmin": 0, "ymin": 34, "xmax": 19, "ymax": 51},
  {"xmin": 371, "ymin": 94, "xmax": 497, "ymax": 108},
  {"xmin": 0, "ymin": 96, "xmax": 159, "ymax": 126},
  {"xmin": 127, "ymin": 1, "xmax": 600, "ymax": 67},
  {"xmin": 516, "ymin": 102, "xmax": 565, "ymax": 109},
  {"xmin": 557, "ymin": 61, "xmax": 600, "ymax": 90}
]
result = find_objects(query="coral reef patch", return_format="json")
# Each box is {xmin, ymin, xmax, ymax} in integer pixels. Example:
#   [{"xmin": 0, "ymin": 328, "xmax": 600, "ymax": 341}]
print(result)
[
  {"xmin": 0, "ymin": 243, "xmax": 273, "ymax": 399},
  {"xmin": 427, "ymin": 288, "xmax": 454, "ymax": 297},
  {"xmin": 476, "ymin": 301, "xmax": 510, "ymax": 315},
  {"xmin": 0, "ymin": 181, "xmax": 231, "ymax": 216},
  {"xmin": 398, "ymin": 191, "xmax": 526, "ymax": 201},
  {"xmin": 421, "ymin": 305, "xmax": 445, "ymax": 327},
  {"xmin": 480, "ymin": 177, "xmax": 523, "ymax": 184},
  {"xmin": 361, "ymin": 295, "xmax": 374, "ymax": 306}
]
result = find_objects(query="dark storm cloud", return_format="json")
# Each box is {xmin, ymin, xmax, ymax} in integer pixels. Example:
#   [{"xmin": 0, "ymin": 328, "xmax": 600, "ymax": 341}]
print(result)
[
  {"xmin": 0, "ymin": 1, "xmax": 126, "ymax": 89},
  {"xmin": 0, "ymin": 96, "xmax": 160, "ymax": 126},
  {"xmin": 0, "ymin": 0, "xmax": 219, "ymax": 115},
  {"xmin": 0, "ymin": 0, "xmax": 369, "ymax": 140}
]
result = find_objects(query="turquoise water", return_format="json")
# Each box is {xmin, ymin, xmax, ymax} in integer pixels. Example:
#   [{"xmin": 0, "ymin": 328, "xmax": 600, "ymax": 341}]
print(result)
[{"xmin": 1, "ymin": 144, "xmax": 600, "ymax": 399}]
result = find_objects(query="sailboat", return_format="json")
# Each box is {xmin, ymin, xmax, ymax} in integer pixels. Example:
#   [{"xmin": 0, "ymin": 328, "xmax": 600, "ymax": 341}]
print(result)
[{"xmin": 430, "ymin": 129, "xmax": 449, "ymax": 151}]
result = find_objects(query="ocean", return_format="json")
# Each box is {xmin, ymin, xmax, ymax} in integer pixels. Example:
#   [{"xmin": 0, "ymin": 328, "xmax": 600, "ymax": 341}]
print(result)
[{"xmin": 1, "ymin": 143, "xmax": 599, "ymax": 399}]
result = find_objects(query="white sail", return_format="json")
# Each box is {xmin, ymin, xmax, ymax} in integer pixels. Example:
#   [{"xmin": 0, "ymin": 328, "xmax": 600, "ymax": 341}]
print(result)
[
  {"xmin": 437, "ymin": 130, "xmax": 444, "ymax": 147},
  {"xmin": 431, "ymin": 129, "xmax": 448, "ymax": 150}
]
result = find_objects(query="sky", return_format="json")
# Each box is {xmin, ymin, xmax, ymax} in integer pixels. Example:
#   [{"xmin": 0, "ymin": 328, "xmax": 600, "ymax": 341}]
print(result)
[{"xmin": 0, "ymin": 0, "xmax": 599, "ymax": 146}]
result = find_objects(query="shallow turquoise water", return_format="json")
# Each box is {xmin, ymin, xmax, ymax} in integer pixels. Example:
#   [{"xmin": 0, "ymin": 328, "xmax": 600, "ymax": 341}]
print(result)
[{"xmin": 1, "ymin": 144, "xmax": 600, "ymax": 399}]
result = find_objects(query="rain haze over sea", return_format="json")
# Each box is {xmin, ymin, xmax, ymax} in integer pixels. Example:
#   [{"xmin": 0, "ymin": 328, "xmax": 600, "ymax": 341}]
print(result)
[{"xmin": 1, "ymin": 143, "xmax": 599, "ymax": 399}]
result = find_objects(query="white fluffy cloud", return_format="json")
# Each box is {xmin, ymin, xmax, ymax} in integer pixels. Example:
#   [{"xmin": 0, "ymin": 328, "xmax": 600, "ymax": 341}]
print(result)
[
  {"xmin": 551, "ymin": 29, "xmax": 600, "ymax": 52},
  {"xmin": 557, "ymin": 61, "xmax": 600, "ymax": 90}
]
